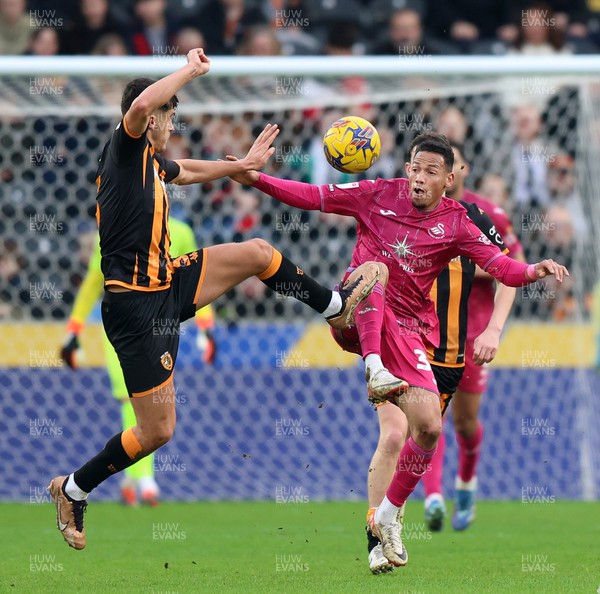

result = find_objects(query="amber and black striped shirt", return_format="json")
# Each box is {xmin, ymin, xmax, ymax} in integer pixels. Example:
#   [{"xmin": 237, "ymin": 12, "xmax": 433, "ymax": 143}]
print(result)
[
  {"xmin": 427, "ymin": 200, "xmax": 507, "ymax": 367},
  {"xmin": 95, "ymin": 118, "xmax": 181, "ymax": 291}
]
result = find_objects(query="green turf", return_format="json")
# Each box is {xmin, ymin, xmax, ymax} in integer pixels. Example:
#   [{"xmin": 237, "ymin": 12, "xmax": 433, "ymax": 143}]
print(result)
[{"xmin": 1, "ymin": 501, "xmax": 598, "ymax": 593}]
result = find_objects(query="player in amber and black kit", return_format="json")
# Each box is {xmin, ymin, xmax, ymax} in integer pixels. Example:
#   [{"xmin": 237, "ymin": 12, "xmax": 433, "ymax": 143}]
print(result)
[{"xmin": 48, "ymin": 48, "xmax": 381, "ymax": 550}]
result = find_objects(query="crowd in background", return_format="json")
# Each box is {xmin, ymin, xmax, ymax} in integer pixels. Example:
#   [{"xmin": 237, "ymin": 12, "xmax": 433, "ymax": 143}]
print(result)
[
  {"xmin": 0, "ymin": 0, "xmax": 594, "ymax": 324},
  {"xmin": 3, "ymin": 0, "xmax": 600, "ymax": 57}
]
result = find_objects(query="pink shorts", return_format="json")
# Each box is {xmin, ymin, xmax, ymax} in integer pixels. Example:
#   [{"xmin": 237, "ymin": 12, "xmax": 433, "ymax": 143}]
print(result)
[
  {"xmin": 331, "ymin": 307, "xmax": 439, "ymax": 395},
  {"xmin": 457, "ymin": 338, "xmax": 490, "ymax": 394}
]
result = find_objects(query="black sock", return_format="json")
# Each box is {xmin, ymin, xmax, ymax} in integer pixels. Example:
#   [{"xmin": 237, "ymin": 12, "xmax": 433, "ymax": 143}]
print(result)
[
  {"xmin": 73, "ymin": 432, "xmax": 137, "ymax": 493},
  {"xmin": 259, "ymin": 254, "xmax": 333, "ymax": 314},
  {"xmin": 366, "ymin": 526, "xmax": 380, "ymax": 553}
]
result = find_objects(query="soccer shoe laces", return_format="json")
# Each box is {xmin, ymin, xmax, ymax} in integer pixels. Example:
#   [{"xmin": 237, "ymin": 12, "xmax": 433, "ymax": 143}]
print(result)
[
  {"xmin": 381, "ymin": 520, "xmax": 404, "ymax": 557},
  {"xmin": 72, "ymin": 499, "xmax": 88, "ymax": 532},
  {"xmin": 338, "ymin": 274, "xmax": 363, "ymax": 307}
]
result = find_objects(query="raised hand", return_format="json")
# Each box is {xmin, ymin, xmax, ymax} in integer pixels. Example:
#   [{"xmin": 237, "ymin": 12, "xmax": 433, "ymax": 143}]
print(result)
[
  {"xmin": 187, "ymin": 48, "xmax": 210, "ymax": 76},
  {"xmin": 226, "ymin": 123, "xmax": 280, "ymax": 185},
  {"xmin": 243, "ymin": 123, "xmax": 279, "ymax": 170}
]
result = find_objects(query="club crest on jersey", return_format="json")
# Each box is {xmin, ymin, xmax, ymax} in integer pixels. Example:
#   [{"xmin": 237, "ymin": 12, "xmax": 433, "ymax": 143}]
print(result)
[
  {"xmin": 160, "ymin": 351, "xmax": 173, "ymax": 371},
  {"xmin": 428, "ymin": 223, "xmax": 445, "ymax": 239}
]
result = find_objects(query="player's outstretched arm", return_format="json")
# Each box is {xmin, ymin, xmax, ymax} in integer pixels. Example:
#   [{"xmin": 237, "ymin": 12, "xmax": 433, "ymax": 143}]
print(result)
[
  {"xmin": 459, "ymin": 216, "xmax": 569, "ymax": 287},
  {"xmin": 172, "ymin": 124, "xmax": 279, "ymax": 185},
  {"xmin": 479, "ymin": 253, "xmax": 568, "ymax": 287},
  {"xmin": 125, "ymin": 48, "xmax": 210, "ymax": 137},
  {"xmin": 226, "ymin": 164, "xmax": 323, "ymax": 210}
]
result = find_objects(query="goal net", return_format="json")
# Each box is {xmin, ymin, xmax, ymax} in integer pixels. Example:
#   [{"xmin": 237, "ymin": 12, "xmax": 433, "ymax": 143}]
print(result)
[{"xmin": 0, "ymin": 56, "xmax": 598, "ymax": 503}]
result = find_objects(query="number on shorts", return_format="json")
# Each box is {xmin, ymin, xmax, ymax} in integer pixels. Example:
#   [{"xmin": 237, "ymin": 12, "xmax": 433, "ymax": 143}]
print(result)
[{"xmin": 414, "ymin": 349, "xmax": 431, "ymax": 371}]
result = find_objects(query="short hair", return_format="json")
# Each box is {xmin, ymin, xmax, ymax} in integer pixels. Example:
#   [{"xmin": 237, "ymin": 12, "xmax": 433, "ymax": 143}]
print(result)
[
  {"xmin": 408, "ymin": 131, "xmax": 454, "ymax": 172},
  {"xmin": 120, "ymin": 77, "xmax": 179, "ymax": 116},
  {"xmin": 448, "ymin": 141, "xmax": 466, "ymax": 162}
]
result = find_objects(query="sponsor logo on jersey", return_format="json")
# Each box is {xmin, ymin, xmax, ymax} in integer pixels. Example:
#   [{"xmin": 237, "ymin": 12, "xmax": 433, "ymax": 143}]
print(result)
[
  {"xmin": 388, "ymin": 233, "xmax": 416, "ymax": 259},
  {"xmin": 379, "ymin": 208, "xmax": 397, "ymax": 217},
  {"xmin": 334, "ymin": 182, "xmax": 359, "ymax": 189}
]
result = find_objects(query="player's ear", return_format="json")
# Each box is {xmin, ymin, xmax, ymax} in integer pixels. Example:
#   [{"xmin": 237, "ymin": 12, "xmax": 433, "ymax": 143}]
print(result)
[
  {"xmin": 446, "ymin": 172, "xmax": 454, "ymax": 188},
  {"xmin": 147, "ymin": 114, "xmax": 156, "ymax": 129},
  {"xmin": 404, "ymin": 161, "xmax": 411, "ymax": 176}
]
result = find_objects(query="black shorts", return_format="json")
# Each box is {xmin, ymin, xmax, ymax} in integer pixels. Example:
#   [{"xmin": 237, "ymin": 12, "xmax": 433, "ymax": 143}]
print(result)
[
  {"xmin": 431, "ymin": 364, "xmax": 465, "ymax": 417},
  {"xmin": 102, "ymin": 249, "xmax": 206, "ymax": 397}
]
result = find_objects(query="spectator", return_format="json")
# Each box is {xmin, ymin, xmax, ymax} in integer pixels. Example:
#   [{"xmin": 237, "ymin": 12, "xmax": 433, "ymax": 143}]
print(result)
[
  {"xmin": 91, "ymin": 33, "xmax": 129, "ymax": 56},
  {"xmin": 232, "ymin": 186, "xmax": 261, "ymax": 235},
  {"xmin": 370, "ymin": 8, "xmax": 456, "ymax": 56},
  {"xmin": 173, "ymin": 27, "xmax": 205, "ymax": 55},
  {"xmin": 26, "ymin": 27, "xmax": 61, "ymax": 56},
  {"xmin": 0, "ymin": 238, "xmax": 27, "ymax": 319},
  {"xmin": 237, "ymin": 25, "xmax": 282, "ymax": 55},
  {"xmin": 547, "ymin": 153, "xmax": 587, "ymax": 235},
  {"xmin": 507, "ymin": 0, "xmax": 591, "ymax": 40},
  {"xmin": 537, "ymin": 204, "xmax": 577, "ymax": 321},
  {"xmin": 195, "ymin": 0, "xmax": 265, "ymax": 55},
  {"xmin": 509, "ymin": 102, "xmax": 552, "ymax": 211},
  {"xmin": 476, "ymin": 173, "xmax": 511, "ymax": 212},
  {"xmin": 507, "ymin": 2, "xmax": 572, "ymax": 54},
  {"xmin": 360, "ymin": 0, "xmax": 427, "ymax": 41},
  {"xmin": 434, "ymin": 105, "xmax": 468, "ymax": 143},
  {"xmin": 273, "ymin": 15, "xmax": 322, "ymax": 56},
  {"xmin": 425, "ymin": 0, "xmax": 514, "ymax": 53},
  {"xmin": 299, "ymin": 0, "xmax": 361, "ymax": 46},
  {"xmin": 128, "ymin": 0, "xmax": 180, "ymax": 56},
  {"xmin": 0, "ymin": 0, "xmax": 30, "ymax": 55},
  {"xmin": 325, "ymin": 20, "xmax": 360, "ymax": 55},
  {"xmin": 61, "ymin": 0, "xmax": 122, "ymax": 55}
]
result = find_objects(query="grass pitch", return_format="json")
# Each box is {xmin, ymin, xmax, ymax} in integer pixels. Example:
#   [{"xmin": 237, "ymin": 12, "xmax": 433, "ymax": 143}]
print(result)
[{"xmin": 1, "ymin": 501, "xmax": 598, "ymax": 593}]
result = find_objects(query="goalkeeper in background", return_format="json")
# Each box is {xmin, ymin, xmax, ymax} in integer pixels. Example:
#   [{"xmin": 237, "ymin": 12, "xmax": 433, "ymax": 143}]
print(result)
[{"xmin": 61, "ymin": 216, "xmax": 216, "ymax": 506}]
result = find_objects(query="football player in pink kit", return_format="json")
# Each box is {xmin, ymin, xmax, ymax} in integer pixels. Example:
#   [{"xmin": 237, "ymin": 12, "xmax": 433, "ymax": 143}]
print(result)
[
  {"xmin": 228, "ymin": 132, "xmax": 568, "ymax": 567},
  {"xmin": 421, "ymin": 142, "xmax": 526, "ymax": 532}
]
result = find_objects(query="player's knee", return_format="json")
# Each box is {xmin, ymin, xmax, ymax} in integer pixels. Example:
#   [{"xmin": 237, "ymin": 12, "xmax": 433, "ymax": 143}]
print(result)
[
  {"xmin": 378, "ymin": 423, "xmax": 405, "ymax": 456},
  {"xmin": 248, "ymin": 238, "xmax": 273, "ymax": 273},
  {"xmin": 147, "ymin": 424, "xmax": 175, "ymax": 450},
  {"xmin": 413, "ymin": 419, "xmax": 442, "ymax": 450},
  {"xmin": 454, "ymin": 417, "xmax": 477, "ymax": 439}
]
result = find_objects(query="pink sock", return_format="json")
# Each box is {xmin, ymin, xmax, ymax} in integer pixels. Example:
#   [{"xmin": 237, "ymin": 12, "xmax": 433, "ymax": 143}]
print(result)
[
  {"xmin": 354, "ymin": 282, "xmax": 385, "ymax": 357},
  {"xmin": 386, "ymin": 436, "xmax": 437, "ymax": 507},
  {"xmin": 457, "ymin": 421, "xmax": 483, "ymax": 482},
  {"xmin": 422, "ymin": 428, "xmax": 445, "ymax": 497}
]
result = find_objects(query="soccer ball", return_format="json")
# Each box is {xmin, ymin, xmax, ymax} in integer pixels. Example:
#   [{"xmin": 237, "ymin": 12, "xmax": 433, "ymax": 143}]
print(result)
[{"xmin": 323, "ymin": 116, "xmax": 381, "ymax": 174}]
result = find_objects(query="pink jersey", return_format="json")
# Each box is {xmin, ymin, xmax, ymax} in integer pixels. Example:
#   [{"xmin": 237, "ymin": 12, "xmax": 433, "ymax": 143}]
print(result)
[
  {"xmin": 461, "ymin": 190, "xmax": 524, "ymax": 338},
  {"xmin": 253, "ymin": 174, "xmax": 531, "ymax": 347}
]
